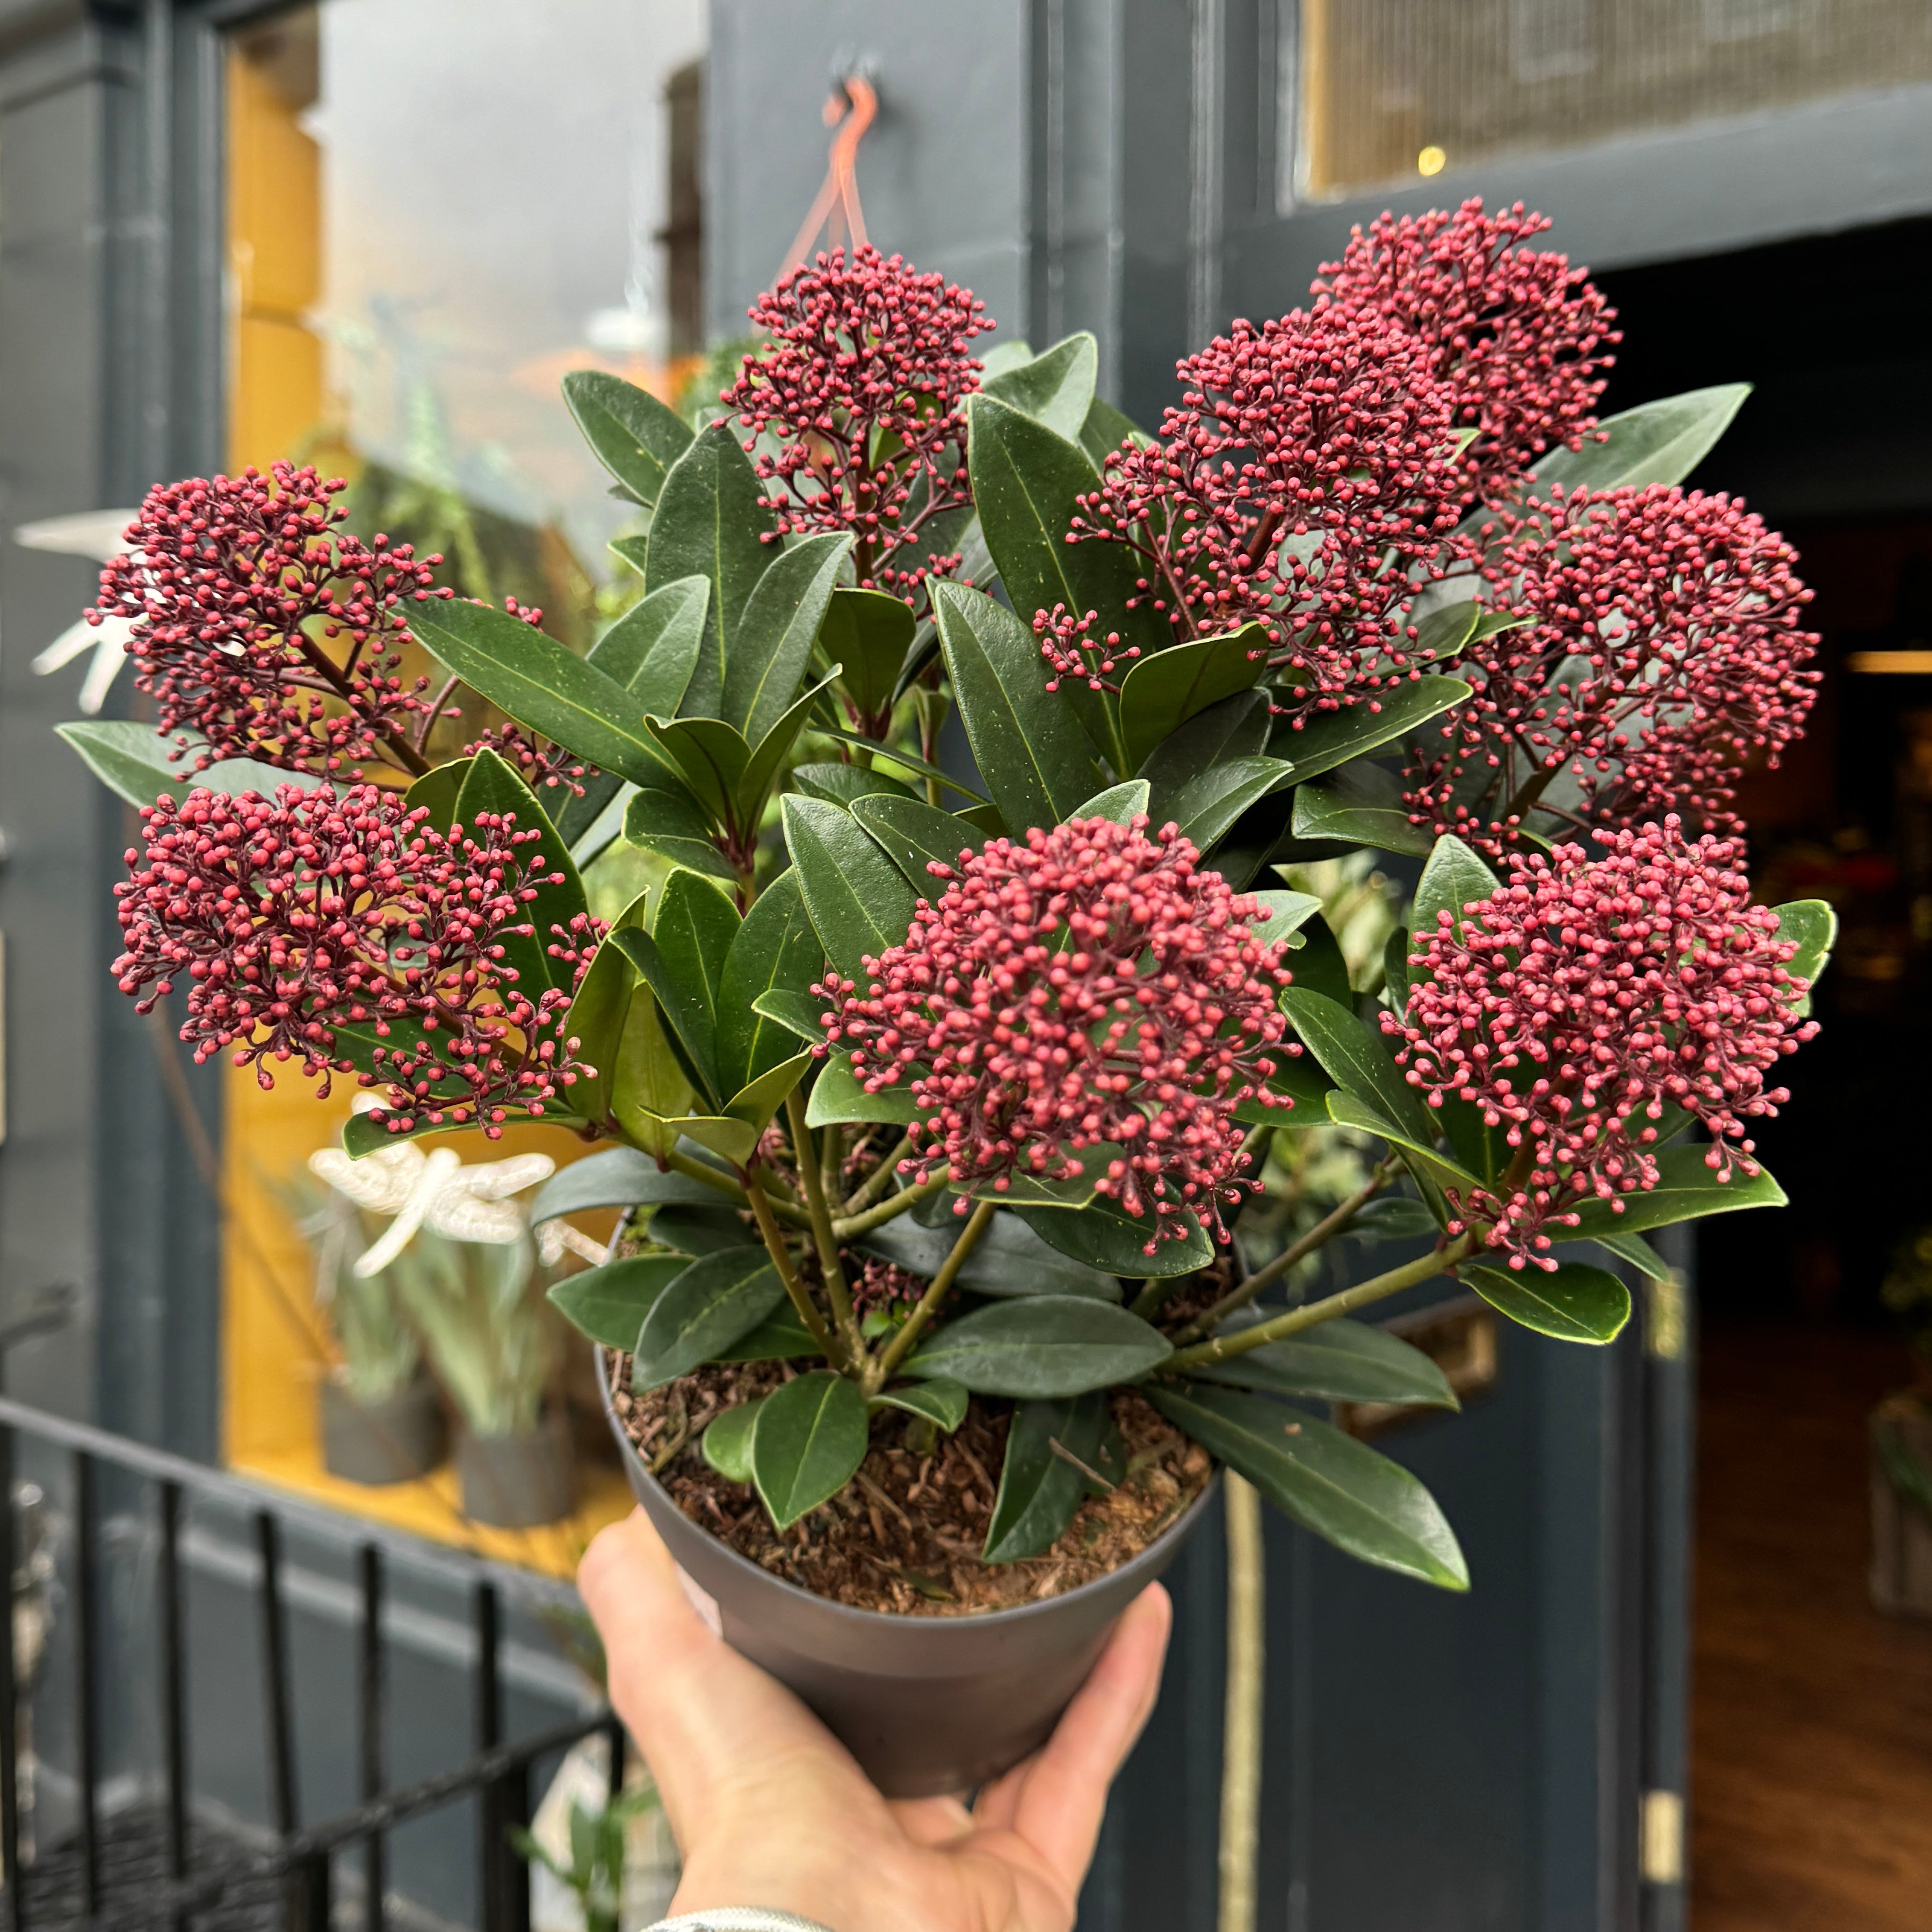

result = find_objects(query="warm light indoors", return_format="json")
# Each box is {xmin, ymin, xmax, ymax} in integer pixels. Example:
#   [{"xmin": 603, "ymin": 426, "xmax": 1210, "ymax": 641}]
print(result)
[
  {"xmin": 1849, "ymin": 650, "xmax": 1932, "ymax": 673},
  {"xmin": 1417, "ymin": 144, "xmax": 1447, "ymax": 176}
]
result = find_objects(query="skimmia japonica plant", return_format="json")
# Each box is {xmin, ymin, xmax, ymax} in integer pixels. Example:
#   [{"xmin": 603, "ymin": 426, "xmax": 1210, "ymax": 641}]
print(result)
[{"xmin": 63, "ymin": 211, "xmax": 1837, "ymax": 1591}]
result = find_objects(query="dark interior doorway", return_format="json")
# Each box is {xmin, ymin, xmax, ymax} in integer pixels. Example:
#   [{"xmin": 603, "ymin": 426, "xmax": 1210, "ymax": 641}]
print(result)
[{"xmin": 1594, "ymin": 221, "xmax": 1932, "ymax": 1929}]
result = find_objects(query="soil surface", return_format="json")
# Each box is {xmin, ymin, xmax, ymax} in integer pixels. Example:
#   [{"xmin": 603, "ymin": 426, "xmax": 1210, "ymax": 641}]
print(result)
[{"xmin": 606, "ymin": 1352, "xmax": 1211, "ymax": 1616}]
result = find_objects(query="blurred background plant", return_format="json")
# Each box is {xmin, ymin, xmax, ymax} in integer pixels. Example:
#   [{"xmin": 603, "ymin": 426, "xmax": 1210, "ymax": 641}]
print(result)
[
  {"xmin": 279, "ymin": 1175, "xmax": 425, "ymax": 1405},
  {"xmin": 1881, "ymin": 1227, "xmax": 1932, "ymax": 1383}
]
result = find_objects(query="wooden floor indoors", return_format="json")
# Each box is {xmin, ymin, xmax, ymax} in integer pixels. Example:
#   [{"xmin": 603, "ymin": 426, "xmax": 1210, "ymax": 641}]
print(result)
[{"xmin": 1693, "ymin": 1322, "xmax": 1932, "ymax": 1930}]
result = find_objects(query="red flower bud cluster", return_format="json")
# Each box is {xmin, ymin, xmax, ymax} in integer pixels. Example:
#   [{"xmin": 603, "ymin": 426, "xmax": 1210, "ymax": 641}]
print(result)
[
  {"xmin": 817, "ymin": 816, "xmax": 1296, "ymax": 1252},
  {"xmin": 89, "ymin": 464, "xmax": 455, "ymax": 777},
  {"xmin": 726, "ymin": 246, "xmax": 993, "ymax": 606},
  {"xmin": 112, "ymin": 784, "xmax": 592, "ymax": 1135},
  {"xmin": 1069, "ymin": 305, "xmax": 1473, "ymax": 717},
  {"xmin": 1033, "ymin": 603, "xmax": 1139, "ymax": 694},
  {"xmin": 850, "ymin": 1255, "xmax": 927, "ymax": 1318},
  {"xmin": 1384, "ymin": 819, "xmax": 1817, "ymax": 1269},
  {"xmin": 1313, "ymin": 199, "xmax": 1618, "ymax": 501},
  {"xmin": 1402, "ymin": 487, "xmax": 1819, "ymax": 855}
]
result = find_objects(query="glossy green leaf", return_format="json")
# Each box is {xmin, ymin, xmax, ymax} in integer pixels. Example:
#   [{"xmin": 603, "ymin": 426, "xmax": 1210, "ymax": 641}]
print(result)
[
  {"xmin": 1015, "ymin": 1196, "xmax": 1214, "ymax": 1277},
  {"xmin": 1461, "ymin": 1261, "xmax": 1632, "ymax": 1344},
  {"xmin": 1117, "ymin": 628, "xmax": 1268, "ymax": 773},
  {"xmin": 849, "ymin": 793, "xmax": 981, "ymax": 893},
  {"xmin": 408, "ymin": 598, "xmax": 684, "ymax": 790},
  {"xmin": 734, "ymin": 670, "xmax": 844, "ymax": 824},
  {"xmin": 1283, "ymin": 903, "xmax": 1358, "ymax": 998},
  {"xmin": 403, "ymin": 758, "xmax": 467, "ymax": 830},
  {"xmin": 1074, "ymin": 779, "xmax": 1150, "ymax": 826},
  {"xmin": 805, "ymin": 1053, "xmax": 920, "ymax": 1128},
  {"xmin": 791, "ymin": 761, "xmax": 918, "ymax": 809},
  {"xmin": 631, "ymin": 1246, "xmax": 785, "ymax": 1390},
  {"xmin": 1412, "ymin": 834, "xmax": 1501, "ymax": 953},
  {"xmin": 1325, "ymin": 1091, "xmax": 1484, "ymax": 1200},
  {"xmin": 858, "ymin": 1210, "xmax": 1122, "ymax": 1301},
  {"xmin": 870, "ymin": 1378, "xmax": 970, "ymax": 1432},
  {"xmin": 980, "ymin": 332, "xmax": 1098, "ymax": 440},
  {"xmin": 545, "ymin": 1254, "xmax": 688, "ymax": 1350},
  {"xmin": 554, "ymin": 886, "xmax": 646, "ymax": 1121},
  {"xmin": 55, "ymin": 720, "xmax": 301, "ymax": 810},
  {"xmin": 644, "ymin": 419, "xmax": 776, "ymax": 717},
  {"xmin": 905, "ymin": 1295, "xmax": 1171, "ymax": 1396},
  {"xmin": 1565, "ymin": 1147, "xmax": 1786, "ymax": 1238},
  {"xmin": 822, "ymin": 587, "xmax": 917, "ymax": 722},
  {"xmin": 649, "ymin": 1203, "xmax": 757, "ymax": 1256},
  {"xmin": 1079, "ymin": 394, "xmax": 1145, "ymax": 469},
  {"xmin": 652, "ymin": 867, "xmax": 741, "ymax": 1089},
  {"xmin": 1772, "ymin": 898, "xmax": 1837, "ymax": 1016},
  {"xmin": 1589, "ymin": 1229, "xmax": 1672, "ymax": 1282},
  {"xmin": 1148, "ymin": 1381, "xmax": 1468, "ymax": 1589},
  {"xmin": 701, "ymin": 1398, "xmax": 764, "ymax": 1481},
  {"xmin": 720, "ymin": 532, "xmax": 852, "ymax": 744},
  {"xmin": 609, "ymin": 532, "xmax": 650, "ymax": 577},
  {"xmin": 1169, "ymin": 756, "xmax": 1296, "ymax": 853},
  {"xmin": 529, "ymin": 1145, "xmax": 725, "ymax": 1226},
  {"xmin": 982, "ymin": 1391, "xmax": 1112, "ymax": 1562},
  {"xmin": 1139, "ymin": 690, "xmax": 1273, "ymax": 813},
  {"xmin": 782, "ymin": 794, "xmax": 919, "ymax": 986},
  {"xmin": 751, "ymin": 1370, "xmax": 872, "ymax": 1528},
  {"xmin": 1529, "ymin": 383, "xmax": 1750, "ymax": 495},
  {"xmin": 557, "ymin": 773, "xmax": 630, "ymax": 859},
  {"xmin": 1281, "ymin": 988, "xmax": 1439, "ymax": 1147},
  {"xmin": 714, "ymin": 1308, "xmax": 822, "ymax": 1363},
  {"xmin": 1272, "ymin": 677, "xmax": 1471, "ymax": 786},
  {"xmin": 820, "ymin": 729, "xmax": 991, "ymax": 806},
  {"xmin": 452, "ymin": 747, "xmax": 588, "ymax": 995},
  {"xmin": 1383, "ymin": 924, "xmax": 1411, "ymax": 1016},
  {"xmin": 609, "ymin": 976, "xmax": 696, "ymax": 1154},
  {"xmin": 563, "ymin": 369, "xmax": 694, "ymax": 506},
  {"xmin": 623, "ymin": 786, "xmax": 738, "ymax": 881},
  {"xmin": 1188, "ymin": 1315, "xmax": 1459, "ymax": 1407},
  {"xmin": 749, "ymin": 988, "xmax": 827, "ymax": 1044},
  {"xmin": 586, "ymin": 575, "xmax": 710, "ymax": 718},
  {"xmin": 1408, "ymin": 599, "xmax": 1482, "ymax": 665},
  {"xmin": 1290, "ymin": 759, "xmax": 1434, "ymax": 857},
  {"xmin": 643, "ymin": 715, "xmax": 751, "ymax": 828},
  {"xmin": 932, "ymin": 581, "xmax": 1101, "ymax": 836},
  {"xmin": 722, "ymin": 1052, "xmax": 812, "ymax": 1132},
  {"xmin": 716, "ymin": 870, "xmax": 823, "ymax": 1096}
]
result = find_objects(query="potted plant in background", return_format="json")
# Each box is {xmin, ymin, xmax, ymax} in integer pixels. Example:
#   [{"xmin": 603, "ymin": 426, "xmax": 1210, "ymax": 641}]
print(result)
[
  {"xmin": 1873, "ymin": 1228, "xmax": 1932, "ymax": 1615},
  {"xmin": 59, "ymin": 203, "xmax": 1835, "ymax": 1799},
  {"xmin": 310, "ymin": 1101, "xmax": 573, "ymax": 1526}
]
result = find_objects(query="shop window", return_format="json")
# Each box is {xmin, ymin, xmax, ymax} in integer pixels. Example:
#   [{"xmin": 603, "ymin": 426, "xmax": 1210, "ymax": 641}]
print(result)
[{"xmin": 222, "ymin": 1, "xmax": 705, "ymax": 1569}]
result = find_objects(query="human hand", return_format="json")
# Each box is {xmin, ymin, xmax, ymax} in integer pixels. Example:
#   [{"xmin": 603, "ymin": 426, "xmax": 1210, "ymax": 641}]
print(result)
[{"xmin": 578, "ymin": 1509, "xmax": 1172, "ymax": 1932}]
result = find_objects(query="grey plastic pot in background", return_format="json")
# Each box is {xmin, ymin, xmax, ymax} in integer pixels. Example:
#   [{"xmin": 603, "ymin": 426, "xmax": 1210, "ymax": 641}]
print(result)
[
  {"xmin": 319, "ymin": 1372, "xmax": 446, "ymax": 1485},
  {"xmin": 457, "ymin": 1408, "xmax": 577, "ymax": 1527},
  {"xmin": 599, "ymin": 1348, "xmax": 1213, "ymax": 1798}
]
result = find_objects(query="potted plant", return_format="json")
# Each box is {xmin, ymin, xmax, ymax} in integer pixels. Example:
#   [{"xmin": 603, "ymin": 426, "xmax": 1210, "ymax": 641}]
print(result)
[
  {"xmin": 62, "ymin": 203, "xmax": 1834, "ymax": 1796},
  {"xmin": 1874, "ymin": 1229, "xmax": 1932, "ymax": 1615}
]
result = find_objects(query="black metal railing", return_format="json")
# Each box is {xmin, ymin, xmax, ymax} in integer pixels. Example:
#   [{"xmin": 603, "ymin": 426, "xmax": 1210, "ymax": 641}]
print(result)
[{"xmin": 0, "ymin": 1396, "xmax": 625, "ymax": 1931}]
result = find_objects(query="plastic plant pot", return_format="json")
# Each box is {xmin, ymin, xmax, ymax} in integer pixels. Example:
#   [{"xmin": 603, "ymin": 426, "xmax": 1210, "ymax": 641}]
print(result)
[
  {"xmin": 456, "ymin": 1408, "xmax": 578, "ymax": 1528},
  {"xmin": 599, "ymin": 1348, "xmax": 1214, "ymax": 1798},
  {"xmin": 319, "ymin": 1371, "xmax": 447, "ymax": 1486}
]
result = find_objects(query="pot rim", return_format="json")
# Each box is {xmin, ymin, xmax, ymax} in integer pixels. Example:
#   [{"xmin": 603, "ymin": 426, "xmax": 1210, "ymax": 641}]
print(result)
[{"xmin": 597, "ymin": 1344, "xmax": 1217, "ymax": 1634}]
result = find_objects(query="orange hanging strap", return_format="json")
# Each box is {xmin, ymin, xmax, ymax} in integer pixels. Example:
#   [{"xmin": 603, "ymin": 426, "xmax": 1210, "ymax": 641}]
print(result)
[{"xmin": 777, "ymin": 74, "xmax": 878, "ymax": 280}]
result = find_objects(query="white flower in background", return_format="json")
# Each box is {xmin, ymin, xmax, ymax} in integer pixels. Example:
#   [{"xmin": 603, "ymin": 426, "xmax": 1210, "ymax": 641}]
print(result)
[
  {"xmin": 17, "ymin": 510, "xmax": 139, "ymax": 715},
  {"xmin": 309, "ymin": 1095, "xmax": 555, "ymax": 1277}
]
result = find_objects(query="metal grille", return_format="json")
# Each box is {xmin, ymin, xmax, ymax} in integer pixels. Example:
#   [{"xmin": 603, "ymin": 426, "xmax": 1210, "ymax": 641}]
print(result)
[
  {"xmin": 0, "ymin": 1400, "xmax": 621, "ymax": 1931},
  {"xmin": 1296, "ymin": 0, "xmax": 1932, "ymax": 198}
]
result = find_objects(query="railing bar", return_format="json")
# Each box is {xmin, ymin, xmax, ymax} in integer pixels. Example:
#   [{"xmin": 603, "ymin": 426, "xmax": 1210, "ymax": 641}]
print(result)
[
  {"xmin": 502, "ymin": 1759, "xmax": 532, "ymax": 1932},
  {"xmin": 157, "ymin": 1479, "xmax": 189, "ymax": 1926},
  {"xmin": 73, "ymin": 1451, "xmax": 102, "ymax": 1916},
  {"xmin": 256, "ymin": 1511, "xmax": 300, "ymax": 1838},
  {"xmin": 606, "ymin": 1716, "xmax": 626, "ymax": 1805},
  {"xmin": 0, "ymin": 1425, "xmax": 25, "ymax": 1932},
  {"xmin": 475, "ymin": 1582, "xmax": 502, "ymax": 1932},
  {"xmin": 359, "ymin": 1544, "xmax": 385, "ymax": 1932}
]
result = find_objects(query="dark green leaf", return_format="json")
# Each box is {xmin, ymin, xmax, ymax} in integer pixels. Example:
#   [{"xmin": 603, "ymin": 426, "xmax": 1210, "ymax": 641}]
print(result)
[
  {"xmin": 749, "ymin": 988, "xmax": 827, "ymax": 1044},
  {"xmin": 623, "ymin": 787, "xmax": 738, "ymax": 881},
  {"xmin": 408, "ymin": 598, "xmax": 685, "ymax": 790},
  {"xmin": 1272, "ymin": 677, "xmax": 1471, "ymax": 786},
  {"xmin": 720, "ymin": 532, "xmax": 852, "ymax": 744},
  {"xmin": 1461, "ymin": 1261, "xmax": 1631, "ymax": 1344},
  {"xmin": 1015, "ymin": 1196, "xmax": 1214, "ymax": 1277},
  {"xmin": 858, "ymin": 1209, "xmax": 1122, "ymax": 1301},
  {"xmin": 403, "ymin": 758, "xmax": 467, "ymax": 831},
  {"xmin": 563, "ymin": 370, "xmax": 694, "ymax": 507},
  {"xmin": 1246, "ymin": 889, "xmax": 1323, "ymax": 947},
  {"xmin": 701, "ymin": 1398, "xmax": 764, "ymax": 1481},
  {"xmin": 653, "ymin": 867, "xmax": 741, "ymax": 1088},
  {"xmin": 1323, "ymin": 1091, "xmax": 1483, "ymax": 1200},
  {"xmin": 1772, "ymin": 898, "xmax": 1837, "ymax": 1016},
  {"xmin": 714, "ymin": 1308, "xmax": 822, "ymax": 1363},
  {"xmin": 781, "ymin": 794, "xmax": 919, "ymax": 986},
  {"xmin": 791, "ymin": 761, "xmax": 918, "ymax": 809},
  {"xmin": 1117, "ymin": 628, "xmax": 1268, "ymax": 773},
  {"xmin": 56, "ymin": 720, "xmax": 301, "ymax": 810},
  {"xmin": 1383, "ymin": 924, "xmax": 1410, "ymax": 1015},
  {"xmin": 545, "ymin": 1255, "xmax": 688, "ymax": 1349},
  {"xmin": 643, "ymin": 715, "xmax": 750, "ymax": 828},
  {"xmin": 819, "ymin": 729, "xmax": 990, "ymax": 806},
  {"xmin": 452, "ymin": 747, "xmax": 588, "ymax": 995},
  {"xmin": 1412, "ymin": 834, "xmax": 1501, "ymax": 953},
  {"xmin": 1588, "ymin": 1229, "xmax": 1672, "ymax": 1282},
  {"xmin": 849, "ymin": 793, "xmax": 981, "ymax": 893},
  {"xmin": 1139, "ymin": 689, "xmax": 1272, "ymax": 814},
  {"xmin": 529, "ymin": 1145, "xmax": 725, "ymax": 1226},
  {"xmin": 632, "ymin": 1247, "xmax": 785, "ymax": 1390},
  {"xmin": 1170, "ymin": 756, "xmax": 1296, "ymax": 853},
  {"xmin": 1079, "ymin": 394, "xmax": 1145, "ymax": 469},
  {"xmin": 1290, "ymin": 759, "xmax": 1434, "ymax": 857},
  {"xmin": 805, "ymin": 1053, "xmax": 920, "ymax": 1128},
  {"xmin": 1188, "ymin": 1315, "xmax": 1459, "ymax": 1407},
  {"xmin": 734, "ymin": 670, "xmax": 844, "ymax": 826},
  {"xmin": 1529, "ymin": 384, "xmax": 1750, "ymax": 495},
  {"xmin": 1074, "ymin": 779, "xmax": 1150, "ymax": 825},
  {"xmin": 932, "ymin": 581, "xmax": 1101, "ymax": 836},
  {"xmin": 1408, "ymin": 599, "xmax": 1481, "ymax": 665},
  {"xmin": 650, "ymin": 1204, "xmax": 757, "ymax": 1255},
  {"xmin": 870, "ymin": 1378, "xmax": 970, "ymax": 1432},
  {"xmin": 1564, "ymin": 1147, "xmax": 1785, "ymax": 1238},
  {"xmin": 905, "ymin": 1296, "xmax": 1171, "ymax": 1395},
  {"xmin": 721, "ymin": 1051, "xmax": 813, "ymax": 1132},
  {"xmin": 609, "ymin": 532, "xmax": 650, "ymax": 576},
  {"xmin": 982, "ymin": 1391, "xmax": 1111, "ymax": 1561},
  {"xmin": 1284, "ymin": 914, "xmax": 1354, "ymax": 1005},
  {"xmin": 717, "ymin": 870, "xmax": 822, "ymax": 1096},
  {"xmin": 608, "ymin": 974, "xmax": 697, "ymax": 1152},
  {"xmin": 751, "ymin": 1370, "xmax": 871, "ymax": 1528},
  {"xmin": 980, "ymin": 332, "xmax": 1098, "ymax": 440},
  {"xmin": 822, "ymin": 588, "xmax": 917, "ymax": 722},
  {"xmin": 556, "ymin": 772, "xmax": 628, "ymax": 858},
  {"xmin": 1282, "ymin": 988, "xmax": 1439, "ymax": 1147},
  {"xmin": 586, "ymin": 575, "xmax": 710, "ymax": 718},
  {"xmin": 644, "ymin": 419, "xmax": 777, "ymax": 717},
  {"xmin": 554, "ymin": 886, "xmax": 645, "ymax": 1121},
  {"xmin": 1147, "ymin": 1381, "xmax": 1468, "ymax": 1589}
]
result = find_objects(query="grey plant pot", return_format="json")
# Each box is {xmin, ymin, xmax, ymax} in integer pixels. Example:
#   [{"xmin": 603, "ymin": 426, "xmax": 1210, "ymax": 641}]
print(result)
[
  {"xmin": 598, "ymin": 1347, "xmax": 1214, "ymax": 1798},
  {"xmin": 319, "ymin": 1372, "xmax": 447, "ymax": 1486},
  {"xmin": 457, "ymin": 1409, "xmax": 578, "ymax": 1528}
]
